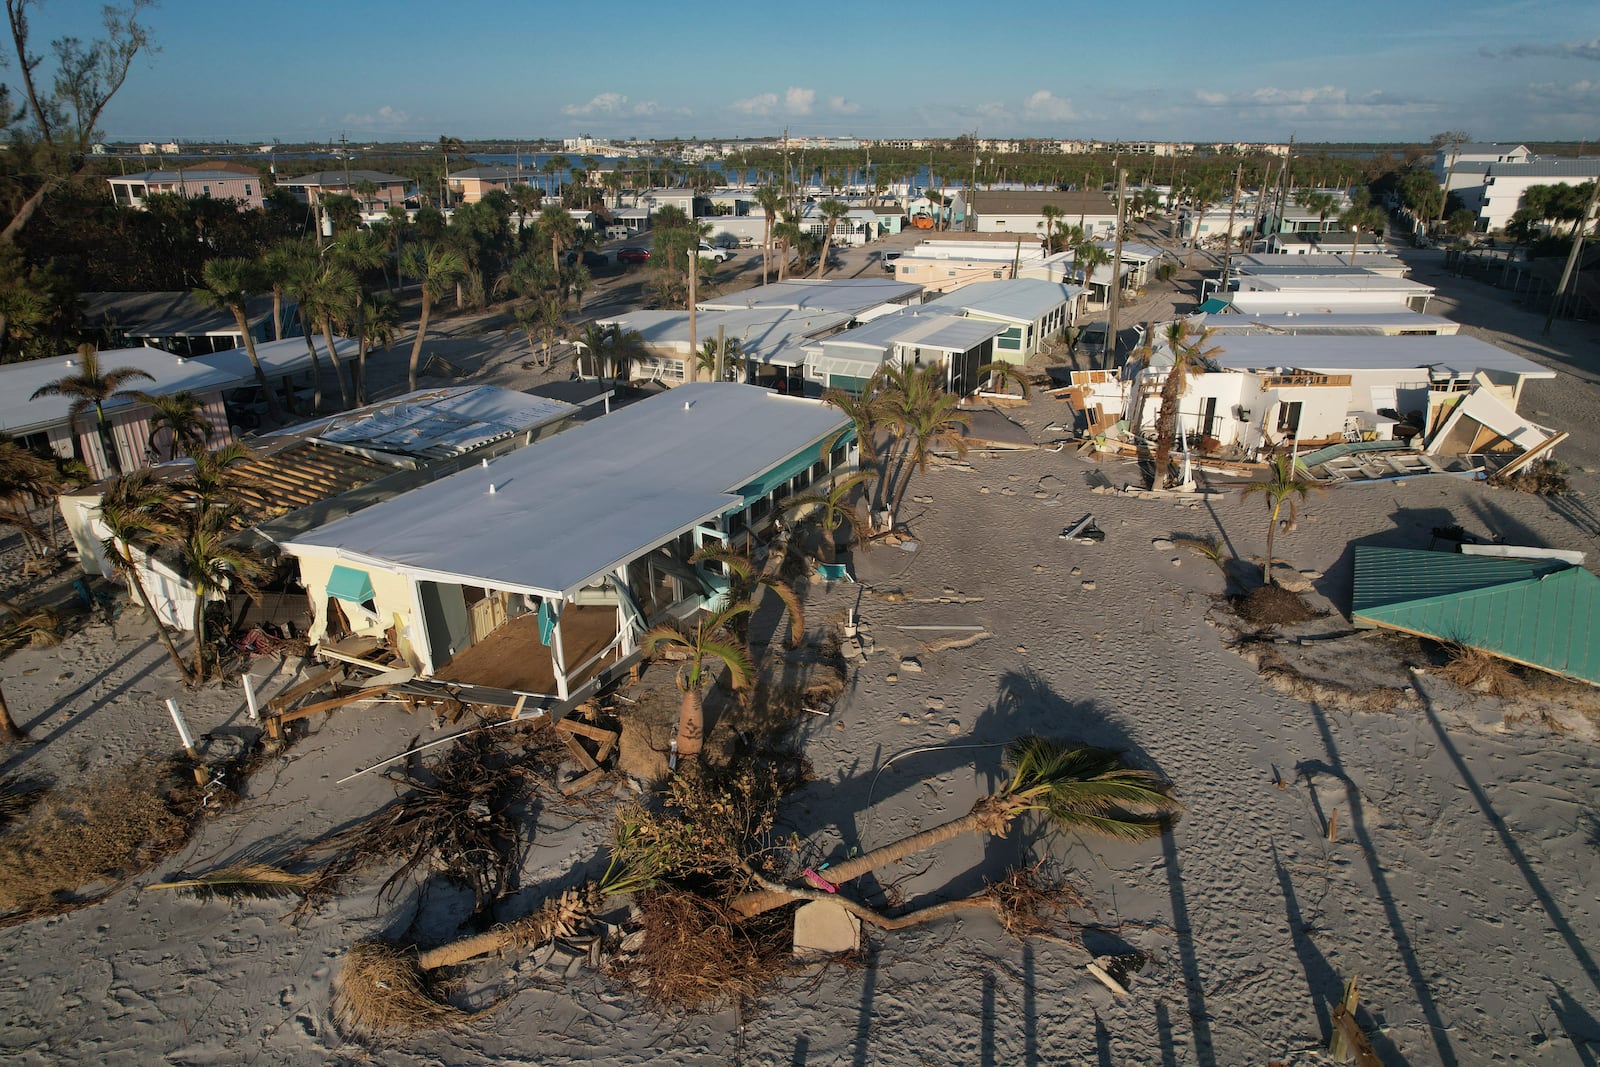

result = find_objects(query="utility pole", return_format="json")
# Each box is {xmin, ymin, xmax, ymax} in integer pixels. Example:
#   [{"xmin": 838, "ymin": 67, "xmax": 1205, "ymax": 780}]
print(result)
[
  {"xmin": 1248, "ymin": 160, "xmax": 1274, "ymax": 257},
  {"xmin": 1105, "ymin": 167, "xmax": 1128, "ymax": 371},
  {"xmin": 1220, "ymin": 164, "xmax": 1243, "ymax": 291},
  {"xmin": 1436, "ymin": 132, "xmax": 1467, "ymax": 239},
  {"xmin": 687, "ymin": 247, "xmax": 698, "ymax": 381},
  {"xmin": 1542, "ymin": 178, "xmax": 1600, "ymax": 335}
]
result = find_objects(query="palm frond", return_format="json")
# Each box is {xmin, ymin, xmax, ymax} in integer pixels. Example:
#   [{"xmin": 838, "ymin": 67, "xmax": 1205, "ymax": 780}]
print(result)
[
  {"xmin": 1004, "ymin": 737, "xmax": 1180, "ymax": 839},
  {"xmin": 148, "ymin": 863, "xmax": 318, "ymax": 902},
  {"xmin": 759, "ymin": 576, "xmax": 806, "ymax": 647}
]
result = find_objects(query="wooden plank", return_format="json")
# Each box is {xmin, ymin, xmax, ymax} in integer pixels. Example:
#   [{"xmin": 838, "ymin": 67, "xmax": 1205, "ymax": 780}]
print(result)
[
  {"xmin": 275, "ymin": 684, "xmax": 392, "ymax": 726},
  {"xmin": 564, "ymin": 734, "xmax": 600, "ymax": 772},
  {"xmin": 266, "ymin": 664, "xmax": 346, "ymax": 713},
  {"xmin": 556, "ymin": 719, "xmax": 617, "ymax": 743},
  {"xmin": 558, "ymin": 767, "xmax": 606, "ymax": 796},
  {"xmin": 595, "ymin": 734, "xmax": 618, "ymax": 764}
]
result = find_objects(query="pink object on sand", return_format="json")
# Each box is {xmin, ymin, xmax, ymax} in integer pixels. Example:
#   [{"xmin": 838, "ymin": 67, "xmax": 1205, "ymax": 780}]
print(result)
[{"xmin": 802, "ymin": 868, "xmax": 838, "ymax": 893}]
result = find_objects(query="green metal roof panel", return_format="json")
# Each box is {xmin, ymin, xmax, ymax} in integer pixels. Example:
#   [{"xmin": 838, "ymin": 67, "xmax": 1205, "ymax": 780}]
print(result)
[
  {"xmin": 1355, "ymin": 566, "xmax": 1600, "ymax": 686},
  {"xmin": 1197, "ymin": 297, "xmax": 1230, "ymax": 314},
  {"xmin": 1298, "ymin": 439, "xmax": 1411, "ymax": 468},
  {"xmin": 1350, "ymin": 546, "xmax": 1562, "ymax": 615}
]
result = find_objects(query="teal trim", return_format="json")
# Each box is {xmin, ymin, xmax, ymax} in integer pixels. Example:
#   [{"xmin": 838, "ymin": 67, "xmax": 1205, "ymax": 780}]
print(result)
[
  {"xmin": 327, "ymin": 564, "xmax": 374, "ymax": 603},
  {"xmin": 1197, "ymin": 297, "xmax": 1230, "ymax": 314},
  {"xmin": 537, "ymin": 599, "xmax": 556, "ymax": 645},
  {"xmin": 735, "ymin": 428, "xmax": 856, "ymax": 503},
  {"xmin": 828, "ymin": 373, "xmax": 873, "ymax": 394}
]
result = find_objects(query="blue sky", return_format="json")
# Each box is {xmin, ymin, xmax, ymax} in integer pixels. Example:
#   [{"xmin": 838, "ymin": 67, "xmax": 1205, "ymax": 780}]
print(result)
[{"xmin": 34, "ymin": 0, "xmax": 1600, "ymax": 144}]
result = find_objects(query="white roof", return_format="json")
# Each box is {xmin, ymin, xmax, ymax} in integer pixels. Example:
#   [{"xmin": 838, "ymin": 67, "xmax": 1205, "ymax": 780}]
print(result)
[
  {"xmin": 276, "ymin": 386, "xmax": 575, "ymax": 459},
  {"xmin": 600, "ymin": 308, "xmax": 852, "ymax": 362},
  {"xmin": 0, "ymin": 337, "xmax": 353, "ymax": 437},
  {"xmin": 824, "ymin": 309, "xmax": 1007, "ymax": 353},
  {"xmin": 1201, "ymin": 310, "xmax": 1456, "ymax": 334},
  {"xmin": 282, "ymin": 383, "xmax": 850, "ymax": 598},
  {"xmin": 924, "ymin": 279, "xmax": 1084, "ymax": 322},
  {"xmin": 697, "ymin": 277, "xmax": 923, "ymax": 314},
  {"xmin": 1233, "ymin": 275, "xmax": 1432, "ymax": 294},
  {"xmin": 1233, "ymin": 253, "xmax": 1405, "ymax": 275},
  {"xmin": 1207, "ymin": 335, "xmax": 1555, "ymax": 379}
]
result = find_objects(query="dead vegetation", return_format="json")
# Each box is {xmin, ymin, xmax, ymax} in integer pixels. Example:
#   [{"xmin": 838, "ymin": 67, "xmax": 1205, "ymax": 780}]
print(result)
[
  {"xmin": 1437, "ymin": 642, "xmax": 1525, "ymax": 698},
  {"xmin": 986, "ymin": 862, "xmax": 1088, "ymax": 939},
  {"xmin": 1493, "ymin": 459, "xmax": 1570, "ymax": 496},
  {"xmin": 0, "ymin": 760, "xmax": 200, "ymax": 922},
  {"xmin": 1231, "ymin": 584, "xmax": 1320, "ymax": 626},
  {"xmin": 613, "ymin": 890, "xmax": 795, "ymax": 1014},
  {"xmin": 331, "ymin": 941, "xmax": 479, "ymax": 1042}
]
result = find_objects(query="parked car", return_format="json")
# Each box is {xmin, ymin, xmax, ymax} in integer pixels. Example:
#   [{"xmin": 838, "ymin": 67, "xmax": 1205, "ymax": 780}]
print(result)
[
  {"xmin": 563, "ymin": 249, "xmax": 612, "ymax": 268},
  {"xmin": 880, "ymin": 250, "xmax": 905, "ymax": 273},
  {"xmin": 616, "ymin": 246, "xmax": 651, "ymax": 264},
  {"xmin": 697, "ymin": 242, "xmax": 733, "ymax": 263}
]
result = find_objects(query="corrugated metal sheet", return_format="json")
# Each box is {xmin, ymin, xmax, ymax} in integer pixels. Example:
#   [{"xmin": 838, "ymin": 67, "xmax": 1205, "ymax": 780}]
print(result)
[
  {"xmin": 1350, "ymin": 546, "xmax": 1562, "ymax": 615},
  {"xmin": 1356, "ymin": 566, "xmax": 1600, "ymax": 686}
]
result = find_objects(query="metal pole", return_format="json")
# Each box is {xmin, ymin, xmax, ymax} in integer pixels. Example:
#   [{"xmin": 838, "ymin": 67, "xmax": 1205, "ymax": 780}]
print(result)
[{"xmin": 242, "ymin": 674, "xmax": 260, "ymax": 721}]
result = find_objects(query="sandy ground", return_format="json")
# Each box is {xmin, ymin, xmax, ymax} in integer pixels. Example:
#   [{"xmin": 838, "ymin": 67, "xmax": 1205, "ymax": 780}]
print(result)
[{"xmin": 2, "ymin": 238, "xmax": 1599, "ymax": 1066}]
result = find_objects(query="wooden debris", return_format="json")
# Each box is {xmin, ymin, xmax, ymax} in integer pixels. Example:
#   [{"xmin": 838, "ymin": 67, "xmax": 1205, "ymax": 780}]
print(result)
[
  {"xmin": 1328, "ymin": 976, "xmax": 1382, "ymax": 1066},
  {"xmin": 267, "ymin": 664, "xmax": 347, "ymax": 713}
]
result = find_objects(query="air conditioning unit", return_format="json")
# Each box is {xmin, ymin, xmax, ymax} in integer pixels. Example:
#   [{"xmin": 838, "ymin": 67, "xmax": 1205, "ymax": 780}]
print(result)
[{"xmin": 1233, "ymin": 405, "xmax": 1251, "ymax": 421}]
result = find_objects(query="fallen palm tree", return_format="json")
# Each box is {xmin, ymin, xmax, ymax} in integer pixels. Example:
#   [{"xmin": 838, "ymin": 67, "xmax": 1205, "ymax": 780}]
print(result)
[
  {"xmin": 728, "ymin": 738, "xmax": 1179, "ymax": 919},
  {"xmin": 330, "ymin": 821, "xmax": 662, "ymax": 1042}
]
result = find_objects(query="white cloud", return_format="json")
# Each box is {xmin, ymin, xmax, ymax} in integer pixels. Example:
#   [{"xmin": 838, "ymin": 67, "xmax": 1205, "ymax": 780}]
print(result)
[
  {"xmin": 731, "ymin": 91, "xmax": 779, "ymax": 115},
  {"xmin": 562, "ymin": 92, "xmax": 629, "ymax": 117},
  {"xmin": 784, "ymin": 87, "xmax": 816, "ymax": 114},
  {"xmin": 341, "ymin": 105, "xmax": 412, "ymax": 130},
  {"xmin": 1022, "ymin": 90, "xmax": 1078, "ymax": 122},
  {"xmin": 1190, "ymin": 85, "xmax": 1434, "ymax": 120},
  {"xmin": 1485, "ymin": 38, "xmax": 1600, "ymax": 62},
  {"xmin": 828, "ymin": 95, "xmax": 860, "ymax": 115}
]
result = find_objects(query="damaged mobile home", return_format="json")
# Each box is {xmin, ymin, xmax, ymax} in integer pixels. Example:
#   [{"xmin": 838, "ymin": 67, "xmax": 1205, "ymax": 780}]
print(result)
[{"xmin": 279, "ymin": 383, "xmax": 855, "ymax": 712}]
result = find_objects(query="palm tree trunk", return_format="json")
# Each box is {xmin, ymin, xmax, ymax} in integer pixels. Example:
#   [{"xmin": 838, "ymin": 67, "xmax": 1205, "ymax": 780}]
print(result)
[
  {"xmin": 192, "ymin": 581, "xmax": 209, "ymax": 682},
  {"xmin": 119, "ymin": 545, "xmax": 194, "ymax": 684},
  {"xmin": 0, "ymin": 682, "xmax": 24, "ymax": 743},
  {"xmin": 298, "ymin": 309, "xmax": 324, "ymax": 412},
  {"xmin": 322, "ymin": 321, "xmax": 350, "ymax": 408},
  {"xmin": 731, "ymin": 798, "xmax": 1013, "ymax": 918},
  {"xmin": 94, "ymin": 402, "xmax": 124, "ymax": 476},
  {"xmin": 231, "ymin": 306, "xmax": 283, "ymax": 421},
  {"xmin": 675, "ymin": 687, "xmax": 705, "ymax": 761},
  {"xmin": 1153, "ymin": 375, "xmax": 1179, "ymax": 489},
  {"xmin": 1263, "ymin": 506, "xmax": 1278, "ymax": 586},
  {"xmin": 408, "ymin": 294, "xmax": 433, "ymax": 391},
  {"xmin": 270, "ymin": 285, "xmax": 284, "ymax": 342},
  {"xmin": 816, "ymin": 231, "xmax": 831, "ymax": 279}
]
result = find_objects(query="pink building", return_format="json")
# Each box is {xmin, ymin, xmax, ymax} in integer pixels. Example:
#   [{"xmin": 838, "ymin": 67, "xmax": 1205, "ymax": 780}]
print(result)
[
  {"xmin": 275, "ymin": 170, "xmax": 414, "ymax": 212},
  {"xmin": 107, "ymin": 168, "xmax": 265, "ymax": 211}
]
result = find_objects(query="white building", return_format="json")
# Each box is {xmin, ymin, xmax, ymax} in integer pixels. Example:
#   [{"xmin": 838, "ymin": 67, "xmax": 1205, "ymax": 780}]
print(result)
[
  {"xmin": 1470, "ymin": 158, "xmax": 1600, "ymax": 233},
  {"xmin": 923, "ymin": 279, "xmax": 1085, "ymax": 363},
  {"xmin": 1433, "ymin": 143, "xmax": 1532, "ymax": 188}
]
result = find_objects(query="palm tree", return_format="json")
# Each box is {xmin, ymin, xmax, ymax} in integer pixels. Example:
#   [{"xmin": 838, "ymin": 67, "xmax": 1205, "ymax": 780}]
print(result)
[
  {"xmin": 138, "ymin": 390, "xmax": 211, "ymax": 461},
  {"xmin": 689, "ymin": 540, "xmax": 805, "ymax": 650},
  {"xmin": 772, "ymin": 212, "xmax": 803, "ymax": 283},
  {"xmin": 402, "ymin": 243, "xmax": 467, "ymax": 391},
  {"xmin": 1185, "ymin": 179, "xmax": 1223, "ymax": 265},
  {"xmin": 172, "ymin": 500, "xmax": 266, "ymax": 683},
  {"xmin": 978, "ymin": 360, "xmax": 1031, "ymax": 399},
  {"xmin": 358, "ymin": 293, "xmax": 400, "ymax": 388},
  {"xmin": 1150, "ymin": 319, "xmax": 1221, "ymax": 488},
  {"xmin": 754, "ymin": 184, "xmax": 783, "ymax": 285},
  {"xmin": 730, "ymin": 736, "xmax": 1179, "ymax": 919},
  {"xmin": 639, "ymin": 601, "xmax": 756, "ymax": 763},
  {"xmin": 163, "ymin": 444, "xmax": 265, "ymax": 681},
  {"xmin": 536, "ymin": 204, "xmax": 578, "ymax": 277},
  {"xmin": 1296, "ymin": 190, "xmax": 1339, "ymax": 233},
  {"xmin": 572, "ymin": 321, "xmax": 642, "ymax": 386},
  {"xmin": 881, "ymin": 364, "xmax": 970, "ymax": 528},
  {"xmin": 437, "ymin": 135, "xmax": 466, "ymax": 208},
  {"xmin": 815, "ymin": 198, "xmax": 851, "ymax": 279},
  {"xmin": 822, "ymin": 372, "xmax": 887, "ymax": 514},
  {"xmin": 0, "ymin": 433, "xmax": 63, "ymax": 558},
  {"xmin": 195, "ymin": 258, "xmax": 283, "ymax": 421},
  {"xmin": 331, "ymin": 230, "xmax": 388, "ymax": 402},
  {"xmin": 275, "ymin": 242, "xmax": 331, "ymax": 412},
  {"xmin": 1075, "ymin": 241, "xmax": 1111, "ymax": 303},
  {"xmin": 29, "ymin": 344, "xmax": 155, "ymax": 476},
  {"xmin": 1241, "ymin": 455, "xmax": 1318, "ymax": 587},
  {"xmin": 509, "ymin": 183, "xmax": 543, "ymax": 237},
  {"xmin": 1038, "ymin": 204, "xmax": 1064, "ymax": 253},
  {"xmin": 1340, "ymin": 190, "xmax": 1387, "ymax": 258},
  {"xmin": 782, "ymin": 470, "xmax": 871, "ymax": 565},
  {"xmin": 301, "ymin": 264, "xmax": 359, "ymax": 408},
  {"xmin": 260, "ymin": 241, "xmax": 302, "ymax": 344},
  {"xmin": 98, "ymin": 472, "xmax": 193, "ymax": 683}
]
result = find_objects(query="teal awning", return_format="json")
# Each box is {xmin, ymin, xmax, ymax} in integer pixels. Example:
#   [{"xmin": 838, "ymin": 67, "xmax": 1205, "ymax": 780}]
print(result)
[
  {"xmin": 1197, "ymin": 297, "xmax": 1230, "ymax": 314},
  {"xmin": 327, "ymin": 564, "xmax": 375, "ymax": 604}
]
